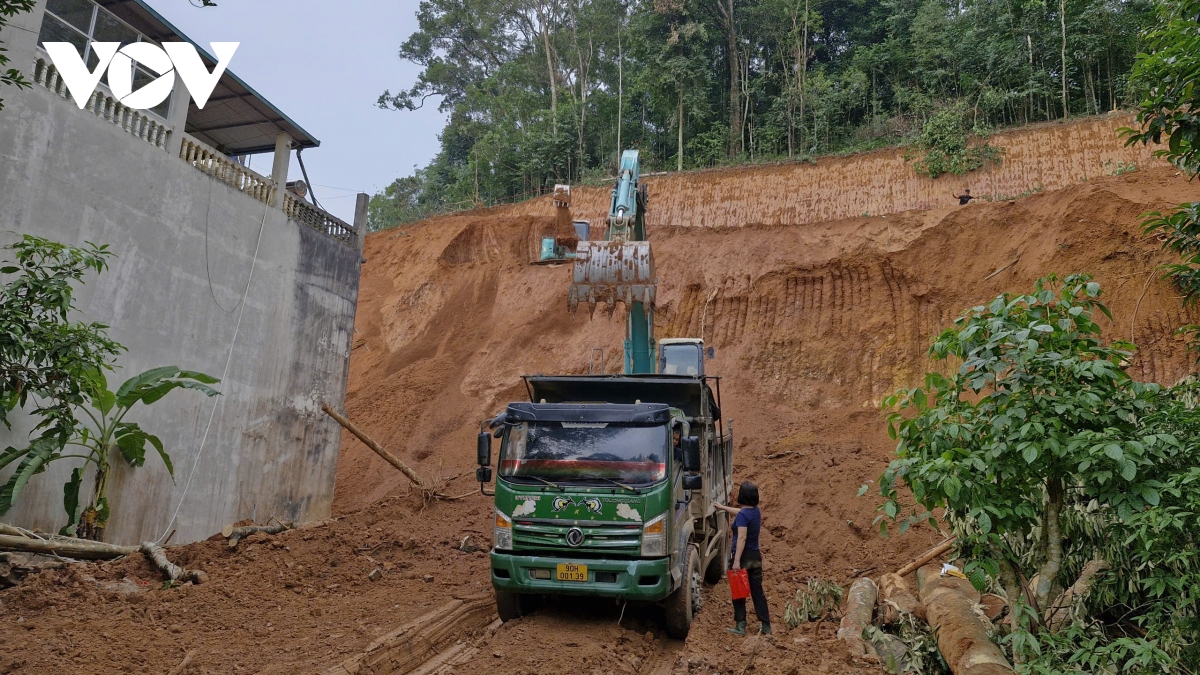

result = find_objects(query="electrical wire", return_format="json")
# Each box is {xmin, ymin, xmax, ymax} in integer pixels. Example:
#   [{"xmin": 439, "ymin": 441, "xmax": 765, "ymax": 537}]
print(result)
[{"xmin": 154, "ymin": 179, "xmax": 270, "ymax": 544}]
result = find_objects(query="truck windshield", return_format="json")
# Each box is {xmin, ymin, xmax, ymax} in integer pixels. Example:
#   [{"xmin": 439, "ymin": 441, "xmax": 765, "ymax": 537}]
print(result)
[
  {"xmin": 500, "ymin": 422, "xmax": 668, "ymax": 485},
  {"xmin": 660, "ymin": 343, "xmax": 701, "ymax": 375}
]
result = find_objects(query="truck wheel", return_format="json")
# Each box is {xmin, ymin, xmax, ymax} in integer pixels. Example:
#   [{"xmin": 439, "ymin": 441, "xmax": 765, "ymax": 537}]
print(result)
[
  {"xmin": 664, "ymin": 546, "xmax": 702, "ymax": 639},
  {"xmin": 496, "ymin": 591, "xmax": 538, "ymax": 622},
  {"xmin": 704, "ymin": 529, "xmax": 729, "ymax": 585}
]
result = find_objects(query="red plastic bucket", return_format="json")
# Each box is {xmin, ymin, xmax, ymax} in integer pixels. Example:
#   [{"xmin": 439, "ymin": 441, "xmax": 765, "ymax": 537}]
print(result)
[{"xmin": 728, "ymin": 569, "xmax": 750, "ymax": 600}]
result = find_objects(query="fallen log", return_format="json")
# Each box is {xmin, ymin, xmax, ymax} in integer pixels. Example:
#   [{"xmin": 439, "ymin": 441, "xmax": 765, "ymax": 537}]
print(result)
[
  {"xmin": 322, "ymin": 403, "xmax": 474, "ymax": 502},
  {"xmin": 837, "ymin": 577, "xmax": 879, "ymax": 658},
  {"xmin": 916, "ymin": 564, "xmax": 1013, "ymax": 675},
  {"xmin": 140, "ymin": 542, "xmax": 208, "ymax": 584},
  {"xmin": 896, "ymin": 537, "xmax": 958, "ymax": 577},
  {"xmin": 0, "ymin": 533, "xmax": 137, "ymax": 560},
  {"xmin": 221, "ymin": 520, "xmax": 294, "ymax": 548},
  {"xmin": 0, "ymin": 534, "xmax": 206, "ymax": 584},
  {"xmin": 879, "ymin": 572, "xmax": 926, "ymax": 624},
  {"xmin": 0, "ymin": 522, "xmax": 28, "ymax": 538}
]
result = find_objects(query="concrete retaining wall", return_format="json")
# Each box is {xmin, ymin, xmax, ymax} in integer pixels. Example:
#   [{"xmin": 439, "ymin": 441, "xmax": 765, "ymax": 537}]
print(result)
[{"xmin": 0, "ymin": 12, "xmax": 362, "ymax": 544}]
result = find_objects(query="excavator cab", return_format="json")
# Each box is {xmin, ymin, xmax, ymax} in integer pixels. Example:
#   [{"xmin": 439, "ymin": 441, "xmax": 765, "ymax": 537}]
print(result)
[{"xmin": 658, "ymin": 338, "xmax": 713, "ymax": 377}]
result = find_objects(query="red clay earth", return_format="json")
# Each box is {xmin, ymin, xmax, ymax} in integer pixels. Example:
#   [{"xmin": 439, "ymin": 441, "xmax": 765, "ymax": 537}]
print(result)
[{"xmin": 2, "ymin": 165, "xmax": 1198, "ymax": 674}]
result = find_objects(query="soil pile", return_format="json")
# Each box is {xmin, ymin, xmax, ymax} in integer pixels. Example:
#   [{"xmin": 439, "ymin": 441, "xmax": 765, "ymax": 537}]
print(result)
[{"xmin": 2, "ymin": 165, "xmax": 1198, "ymax": 674}]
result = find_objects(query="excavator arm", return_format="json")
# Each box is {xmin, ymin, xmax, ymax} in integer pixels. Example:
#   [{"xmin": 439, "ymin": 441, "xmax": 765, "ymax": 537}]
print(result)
[{"xmin": 567, "ymin": 150, "xmax": 657, "ymax": 374}]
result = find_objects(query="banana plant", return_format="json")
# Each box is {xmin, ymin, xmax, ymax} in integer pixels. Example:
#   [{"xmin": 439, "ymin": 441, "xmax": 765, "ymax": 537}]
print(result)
[{"xmin": 0, "ymin": 366, "xmax": 218, "ymax": 540}]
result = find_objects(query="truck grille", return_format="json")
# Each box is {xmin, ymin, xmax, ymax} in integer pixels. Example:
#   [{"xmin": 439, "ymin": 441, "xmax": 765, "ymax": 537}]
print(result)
[{"xmin": 513, "ymin": 520, "xmax": 641, "ymax": 555}]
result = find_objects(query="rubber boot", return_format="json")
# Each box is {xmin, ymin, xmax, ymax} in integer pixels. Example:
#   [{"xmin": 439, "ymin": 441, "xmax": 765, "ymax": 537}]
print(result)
[
  {"xmin": 726, "ymin": 621, "xmax": 746, "ymax": 636},
  {"xmin": 759, "ymin": 623, "xmax": 773, "ymax": 635}
]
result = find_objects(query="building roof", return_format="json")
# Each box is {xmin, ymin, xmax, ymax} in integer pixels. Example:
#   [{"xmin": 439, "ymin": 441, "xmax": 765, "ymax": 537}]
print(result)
[{"xmin": 95, "ymin": 0, "xmax": 320, "ymax": 154}]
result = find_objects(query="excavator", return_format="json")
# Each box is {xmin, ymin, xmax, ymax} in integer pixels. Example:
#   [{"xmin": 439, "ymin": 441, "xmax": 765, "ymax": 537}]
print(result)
[{"xmin": 474, "ymin": 150, "xmax": 734, "ymax": 638}]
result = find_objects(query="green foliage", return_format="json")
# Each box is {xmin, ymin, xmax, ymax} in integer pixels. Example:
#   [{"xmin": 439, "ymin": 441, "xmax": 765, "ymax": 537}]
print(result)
[
  {"xmin": 64, "ymin": 366, "xmax": 219, "ymax": 539},
  {"xmin": 910, "ymin": 104, "xmax": 1002, "ymax": 179},
  {"xmin": 0, "ymin": 235, "xmax": 122, "ymax": 450},
  {"xmin": 380, "ymin": 0, "xmax": 1155, "ymax": 219},
  {"xmin": 875, "ymin": 275, "xmax": 1200, "ymax": 668},
  {"xmin": 783, "ymin": 577, "xmax": 843, "ymax": 627},
  {"xmin": 0, "ymin": 236, "xmax": 219, "ymax": 539},
  {"xmin": 0, "ymin": 0, "xmax": 36, "ymax": 112}
]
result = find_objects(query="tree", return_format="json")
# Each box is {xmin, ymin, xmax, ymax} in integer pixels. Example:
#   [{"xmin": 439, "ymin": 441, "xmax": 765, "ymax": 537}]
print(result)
[
  {"xmin": 874, "ymin": 275, "xmax": 1188, "ymax": 667},
  {"xmin": 0, "ymin": 236, "xmax": 219, "ymax": 540},
  {"xmin": 877, "ymin": 274, "xmax": 1171, "ymax": 608},
  {"xmin": 0, "ymin": 0, "xmax": 35, "ymax": 112}
]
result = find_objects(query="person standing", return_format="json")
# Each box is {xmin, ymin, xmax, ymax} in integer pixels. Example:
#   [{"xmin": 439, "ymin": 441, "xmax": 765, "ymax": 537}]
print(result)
[
  {"xmin": 716, "ymin": 482, "xmax": 771, "ymax": 635},
  {"xmin": 951, "ymin": 188, "xmax": 976, "ymax": 205}
]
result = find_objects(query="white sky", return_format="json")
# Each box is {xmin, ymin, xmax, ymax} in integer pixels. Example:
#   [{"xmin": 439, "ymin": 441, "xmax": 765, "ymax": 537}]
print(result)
[{"xmin": 151, "ymin": 0, "xmax": 446, "ymax": 223}]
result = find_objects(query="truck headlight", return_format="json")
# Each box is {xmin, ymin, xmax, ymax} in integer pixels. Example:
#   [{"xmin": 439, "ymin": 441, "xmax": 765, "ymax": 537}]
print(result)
[
  {"xmin": 640, "ymin": 513, "xmax": 666, "ymax": 557},
  {"xmin": 494, "ymin": 509, "xmax": 513, "ymax": 551}
]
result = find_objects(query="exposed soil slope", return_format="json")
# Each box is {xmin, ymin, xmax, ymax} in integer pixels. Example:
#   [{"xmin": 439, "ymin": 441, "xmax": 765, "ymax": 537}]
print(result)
[{"xmin": 2, "ymin": 166, "xmax": 1198, "ymax": 675}]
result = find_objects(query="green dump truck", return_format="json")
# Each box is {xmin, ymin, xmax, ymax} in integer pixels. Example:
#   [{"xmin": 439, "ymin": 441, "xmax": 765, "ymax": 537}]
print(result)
[{"xmin": 474, "ymin": 372, "xmax": 734, "ymax": 638}]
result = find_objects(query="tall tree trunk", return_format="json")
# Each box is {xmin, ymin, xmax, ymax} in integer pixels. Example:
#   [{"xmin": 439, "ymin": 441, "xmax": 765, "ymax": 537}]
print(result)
[
  {"xmin": 1035, "ymin": 477, "xmax": 1065, "ymax": 612},
  {"xmin": 799, "ymin": 1, "xmax": 809, "ymax": 153},
  {"xmin": 677, "ymin": 84, "xmax": 684, "ymax": 171},
  {"xmin": 1027, "ymin": 35, "xmax": 1034, "ymax": 123},
  {"xmin": 539, "ymin": 6, "xmax": 557, "ymax": 137},
  {"xmin": 616, "ymin": 22, "xmax": 623, "ymax": 164},
  {"xmin": 713, "ymin": 0, "xmax": 741, "ymax": 157},
  {"xmin": 1060, "ymin": 0, "xmax": 1068, "ymax": 120}
]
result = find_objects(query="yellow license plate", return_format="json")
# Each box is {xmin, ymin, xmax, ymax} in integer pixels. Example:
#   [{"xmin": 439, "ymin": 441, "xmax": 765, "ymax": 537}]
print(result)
[{"xmin": 556, "ymin": 563, "xmax": 588, "ymax": 582}]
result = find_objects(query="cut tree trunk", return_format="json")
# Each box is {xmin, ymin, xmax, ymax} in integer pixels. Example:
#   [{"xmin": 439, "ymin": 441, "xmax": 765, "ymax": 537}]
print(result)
[
  {"xmin": 140, "ymin": 542, "xmax": 208, "ymax": 584},
  {"xmin": 916, "ymin": 564, "xmax": 1013, "ymax": 675},
  {"xmin": 0, "ymin": 533, "xmax": 137, "ymax": 560},
  {"xmin": 222, "ymin": 521, "xmax": 293, "ymax": 548},
  {"xmin": 837, "ymin": 576, "xmax": 879, "ymax": 658},
  {"xmin": 879, "ymin": 572, "xmax": 926, "ymax": 624}
]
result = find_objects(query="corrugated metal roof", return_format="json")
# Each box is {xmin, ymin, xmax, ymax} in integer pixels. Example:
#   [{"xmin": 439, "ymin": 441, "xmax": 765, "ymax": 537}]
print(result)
[{"xmin": 94, "ymin": 0, "xmax": 320, "ymax": 154}]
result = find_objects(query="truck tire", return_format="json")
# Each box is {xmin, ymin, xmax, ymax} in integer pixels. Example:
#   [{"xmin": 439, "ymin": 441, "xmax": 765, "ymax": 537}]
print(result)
[
  {"xmin": 496, "ymin": 591, "xmax": 538, "ymax": 622},
  {"xmin": 704, "ymin": 529, "xmax": 729, "ymax": 585},
  {"xmin": 664, "ymin": 546, "xmax": 702, "ymax": 639}
]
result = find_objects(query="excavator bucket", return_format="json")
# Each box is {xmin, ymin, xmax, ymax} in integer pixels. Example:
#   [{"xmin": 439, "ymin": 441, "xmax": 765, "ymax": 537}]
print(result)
[{"xmin": 568, "ymin": 241, "xmax": 656, "ymax": 316}]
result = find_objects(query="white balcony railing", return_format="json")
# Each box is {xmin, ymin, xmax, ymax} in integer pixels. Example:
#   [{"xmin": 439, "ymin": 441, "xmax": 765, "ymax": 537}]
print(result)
[
  {"xmin": 283, "ymin": 192, "xmax": 357, "ymax": 246},
  {"xmin": 178, "ymin": 134, "xmax": 276, "ymax": 206},
  {"xmin": 31, "ymin": 57, "xmax": 171, "ymax": 150}
]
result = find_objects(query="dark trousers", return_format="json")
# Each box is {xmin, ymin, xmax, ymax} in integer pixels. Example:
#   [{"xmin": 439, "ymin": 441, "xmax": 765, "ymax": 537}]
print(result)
[{"xmin": 732, "ymin": 549, "xmax": 770, "ymax": 625}]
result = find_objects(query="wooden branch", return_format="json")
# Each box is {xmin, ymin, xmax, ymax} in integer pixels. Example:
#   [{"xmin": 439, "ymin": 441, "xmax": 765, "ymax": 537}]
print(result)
[
  {"xmin": 879, "ymin": 572, "xmax": 926, "ymax": 624},
  {"xmin": 0, "ymin": 533, "xmax": 137, "ymax": 560},
  {"xmin": 168, "ymin": 650, "xmax": 198, "ymax": 675},
  {"xmin": 984, "ymin": 257, "xmax": 1020, "ymax": 281},
  {"xmin": 322, "ymin": 403, "xmax": 475, "ymax": 502},
  {"xmin": 896, "ymin": 537, "xmax": 957, "ymax": 577},
  {"xmin": 140, "ymin": 542, "xmax": 208, "ymax": 584},
  {"xmin": 916, "ymin": 564, "xmax": 1013, "ymax": 675},
  {"xmin": 1044, "ymin": 558, "xmax": 1109, "ymax": 632},
  {"xmin": 322, "ymin": 404, "xmax": 432, "ymax": 491},
  {"xmin": 0, "ymin": 522, "xmax": 28, "ymax": 538},
  {"xmin": 221, "ymin": 521, "xmax": 293, "ymax": 548}
]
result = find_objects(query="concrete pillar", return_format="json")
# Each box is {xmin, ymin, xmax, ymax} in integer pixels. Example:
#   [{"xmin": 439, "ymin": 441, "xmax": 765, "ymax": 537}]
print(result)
[
  {"xmin": 3, "ymin": 1, "xmax": 48, "ymax": 80},
  {"xmin": 164, "ymin": 75, "xmax": 191, "ymax": 157},
  {"xmin": 353, "ymin": 193, "xmax": 369, "ymax": 254},
  {"xmin": 270, "ymin": 132, "xmax": 292, "ymax": 207}
]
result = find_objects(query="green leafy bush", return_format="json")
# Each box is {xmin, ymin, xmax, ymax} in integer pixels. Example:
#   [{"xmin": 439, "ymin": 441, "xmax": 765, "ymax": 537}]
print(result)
[{"xmin": 909, "ymin": 105, "xmax": 1002, "ymax": 179}]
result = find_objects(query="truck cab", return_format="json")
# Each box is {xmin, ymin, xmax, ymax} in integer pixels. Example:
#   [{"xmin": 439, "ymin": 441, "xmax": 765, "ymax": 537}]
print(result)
[{"xmin": 477, "ymin": 375, "xmax": 733, "ymax": 638}]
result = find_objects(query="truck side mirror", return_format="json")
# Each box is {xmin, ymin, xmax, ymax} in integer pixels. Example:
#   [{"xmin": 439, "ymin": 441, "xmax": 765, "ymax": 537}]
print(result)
[
  {"xmin": 706, "ymin": 347, "xmax": 715, "ymax": 359},
  {"xmin": 477, "ymin": 432, "xmax": 492, "ymax": 467},
  {"xmin": 682, "ymin": 473, "xmax": 703, "ymax": 491},
  {"xmin": 681, "ymin": 437, "xmax": 701, "ymax": 472}
]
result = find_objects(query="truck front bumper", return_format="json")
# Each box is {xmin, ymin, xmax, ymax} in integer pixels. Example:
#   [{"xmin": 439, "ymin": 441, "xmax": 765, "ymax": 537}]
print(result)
[{"xmin": 490, "ymin": 551, "xmax": 672, "ymax": 602}]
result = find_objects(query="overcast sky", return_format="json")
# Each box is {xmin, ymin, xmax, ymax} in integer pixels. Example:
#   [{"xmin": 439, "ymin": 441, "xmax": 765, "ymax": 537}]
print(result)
[{"xmin": 151, "ymin": 0, "xmax": 445, "ymax": 223}]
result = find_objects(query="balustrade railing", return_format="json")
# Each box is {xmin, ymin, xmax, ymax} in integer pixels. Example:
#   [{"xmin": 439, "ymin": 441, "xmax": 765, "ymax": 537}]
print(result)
[
  {"xmin": 283, "ymin": 192, "xmax": 357, "ymax": 247},
  {"xmin": 179, "ymin": 135, "xmax": 276, "ymax": 206},
  {"xmin": 31, "ymin": 56, "xmax": 171, "ymax": 150}
]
